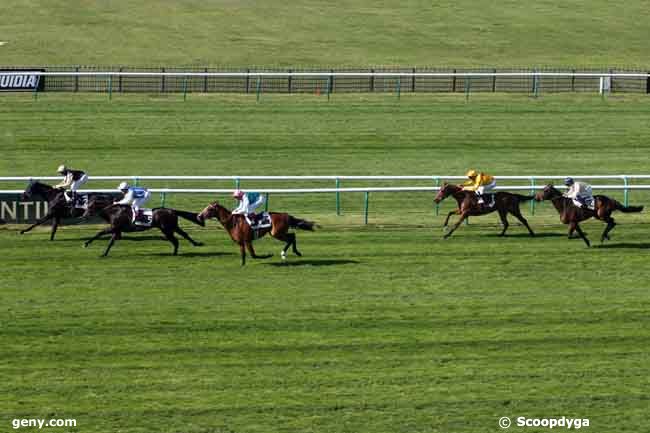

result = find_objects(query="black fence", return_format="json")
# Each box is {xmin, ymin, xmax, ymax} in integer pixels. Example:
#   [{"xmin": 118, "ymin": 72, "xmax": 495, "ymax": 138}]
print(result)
[{"xmin": 2, "ymin": 66, "xmax": 650, "ymax": 94}]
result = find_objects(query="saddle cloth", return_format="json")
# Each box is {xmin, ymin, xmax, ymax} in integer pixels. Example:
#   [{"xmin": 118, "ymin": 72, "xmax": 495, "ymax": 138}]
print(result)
[
  {"xmin": 245, "ymin": 212, "xmax": 272, "ymax": 229},
  {"xmin": 73, "ymin": 195, "xmax": 89, "ymax": 209},
  {"xmin": 478, "ymin": 193, "xmax": 496, "ymax": 208},
  {"xmin": 572, "ymin": 197, "xmax": 595, "ymax": 210},
  {"xmin": 134, "ymin": 209, "xmax": 154, "ymax": 226}
]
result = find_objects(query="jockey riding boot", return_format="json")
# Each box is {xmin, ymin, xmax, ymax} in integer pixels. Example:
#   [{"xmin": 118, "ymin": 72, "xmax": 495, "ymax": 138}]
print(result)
[
  {"xmin": 476, "ymin": 193, "xmax": 484, "ymax": 204},
  {"xmin": 63, "ymin": 191, "xmax": 72, "ymax": 203}
]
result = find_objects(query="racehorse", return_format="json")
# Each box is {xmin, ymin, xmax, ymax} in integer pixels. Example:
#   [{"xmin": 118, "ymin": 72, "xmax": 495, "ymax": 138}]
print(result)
[
  {"xmin": 198, "ymin": 201, "xmax": 317, "ymax": 265},
  {"xmin": 434, "ymin": 182, "xmax": 536, "ymax": 238},
  {"xmin": 83, "ymin": 197, "xmax": 205, "ymax": 256},
  {"xmin": 20, "ymin": 181, "xmax": 113, "ymax": 240},
  {"xmin": 535, "ymin": 184, "xmax": 643, "ymax": 247}
]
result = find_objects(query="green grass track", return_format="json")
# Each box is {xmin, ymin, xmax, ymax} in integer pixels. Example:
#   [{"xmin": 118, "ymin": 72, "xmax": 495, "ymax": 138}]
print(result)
[{"xmin": 1, "ymin": 94, "xmax": 650, "ymax": 432}]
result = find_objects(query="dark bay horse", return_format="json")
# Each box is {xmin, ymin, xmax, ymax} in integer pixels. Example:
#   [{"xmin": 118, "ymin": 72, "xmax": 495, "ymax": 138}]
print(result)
[
  {"xmin": 198, "ymin": 202, "xmax": 317, "ymax": 265},
  {"xmin": 535, "ymin": 184, "xmax": 643, "ymax": 247},
  {"xmin": 83, "ymin": 198, "xmax": 205, "ymax": 256},
  {"xmin": 434, "ymin": 182, "xmax": 536, "ymax": 238},
  {"xmin": 20, "ymin": 181, "xmax": 113, "ymax": 240}
]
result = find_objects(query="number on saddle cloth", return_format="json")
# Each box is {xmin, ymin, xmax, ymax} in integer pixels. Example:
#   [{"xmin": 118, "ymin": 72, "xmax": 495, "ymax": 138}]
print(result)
[
  {"xmin": 134, "ymin": 209, "xmax": 154, "ymax": 226},
  {"xmin": 245, "ymin": 212, "xmax": 271, "ymax": 229}
]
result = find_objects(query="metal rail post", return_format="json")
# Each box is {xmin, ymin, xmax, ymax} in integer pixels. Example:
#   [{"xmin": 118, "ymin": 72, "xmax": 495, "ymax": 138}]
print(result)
[
  {"xmin": 182, "ymin": 76, "xmax": 188, "ymax": 101},
  {"xmin": 465, "ymin": 77, "xmax": 471, "ymax": 101},
  {"xmin": 256, "ymin": 76, "xmax": 262, "ymax": 102},
  {"xmin": 160, "ymin": 192, "xmax": 166, "ymax": 208},
  {"xmin": 622, "ymin": 176, "xmax": 629, "ymax": 206},
  {"xmin": 396, "ymin": 76, "xmax": 401, "ymax": 100},
  {"xmin": 108, "ymin": 75, "xmax": 113, "ymax": 100},
  {"xmin": 364, "ymin": 192, "xmax": 369, "ymax": 225},
  {"xmin": 335, "ymin": 178, "xmax": 341, "ymax": 215},
  {"xmin": 264, "ymin": 193, "xmax": 269, "ymax": 211}
]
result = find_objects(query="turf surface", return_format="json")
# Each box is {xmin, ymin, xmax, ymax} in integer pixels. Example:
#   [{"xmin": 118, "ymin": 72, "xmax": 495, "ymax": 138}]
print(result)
[
  {"xmin": 2, "ymin": 0, "xmax": 649, "ymax": 67},
  {"xmin": 1, "ymin": 95, "xmax": 650, "ymax": 432}
]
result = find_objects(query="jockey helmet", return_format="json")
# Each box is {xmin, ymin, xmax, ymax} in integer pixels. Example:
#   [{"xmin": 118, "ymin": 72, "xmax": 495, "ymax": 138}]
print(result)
[
  {"xmin": 232, "ymin": 189, "xmax": 244, "ymax": 199},
  {"xmin": 564, "ymin": 177, "xmax": 575, "ymax": 186},
  {"xmin": 466, "ymin": 169, "xmax": 478, "ymax": 178},
  {"xmin": 118, "ymin": 181, "xmax": 129, "ymax": 191},
  {"xmin": 57, "ymin": 165, "xmax": 67, "ymax": 174}
]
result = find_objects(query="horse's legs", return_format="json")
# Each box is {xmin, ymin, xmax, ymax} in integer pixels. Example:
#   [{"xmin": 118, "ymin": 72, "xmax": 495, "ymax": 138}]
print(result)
[
  {"xmin": 601, "ymin": 217, "xmax": 616, "ymax": 242},
  {"xmin": 163, "ymin": 230, "xmax": 179, "ymax": 255},
  {"xmin": 290, "ymin": 233, "xmax": 302, "ymax": 257},
  {"xmin": 50, "ymin": 217, "xmax": 61, "ymax": 241},
  {"xmin": 443, "ymin": 210, "xmax": 459, "ymax": 228},
  {"xmin": 443, "ymin": 212, "xmax": 468, "ymax": 239},
  {"xmin": 20, "ymin": 213, "xmax": 54, "ymax": 234},
  {"xmin": 273, "ymin": 232, "xmax": 299, "ymax": 260},
  {"xmin": 497, "ymin": 209, "xmax": 509, "ymax": 236},
  {"xmin": 245, "ymin": 241, "xmax": 273, "ymax": 260},
  {"xmin": 571, "ymin": 222, "xmax": 590, "ymax": 247},
  {"xmin": 84, "ymin": 227, "xmax": 113, "ymax": 248},
  {"xmin": 511, "ymin": 208, "xmax": 535, "ymax": 237},
  {"xmin": 239, "ymin": 242, "xmax": 246, "ymax": 266},
  {"xmin": 102, "ymin": 231, "xmax": 120, "ymax": 257},
  {"xmin": 175, "ymin": 226, "xmax": 203, "ymax": 247}
]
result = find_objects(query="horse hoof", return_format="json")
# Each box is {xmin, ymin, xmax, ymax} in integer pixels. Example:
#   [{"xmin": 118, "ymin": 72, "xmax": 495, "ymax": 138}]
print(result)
[
  {"xmin": 281, "ymin": 251, "xmax": 287, "ymax": 260},
  {"xmin": 83, "ymin": 243, "xmax": 88, "ymax": 248},
  {"xmin": 195, "ymin": 242, "xmax": 204, "ymax": 247}
]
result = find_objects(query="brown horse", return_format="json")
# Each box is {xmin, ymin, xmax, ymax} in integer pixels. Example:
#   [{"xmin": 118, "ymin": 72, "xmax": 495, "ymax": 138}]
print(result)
[
  {"xmin": 83, "ymin": 197, "xmax": 205, "ymax": 256},
  {"xmin": 434, "ymin": 182, "xmax": 535, "ymax": 238},
  {"xmin": 535, "ymin": 184, "xmax": 643, "ymax": 247},
  {"xmin": 198, "ymin": 201, "xmax": 317, "ymax": 265},
  {"xmin": 20, "ymin": 181, "xmax": 114, "ymax": 240}
]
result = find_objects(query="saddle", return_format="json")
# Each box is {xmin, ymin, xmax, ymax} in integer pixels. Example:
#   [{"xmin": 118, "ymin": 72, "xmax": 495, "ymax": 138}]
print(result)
[
  {"xmin": 571, "ymin": 198, "xmax": 595, "ymax": 211},
  {"xmin": 245, "ymin": 212, "xmax": 272, "ymax": 230},
  {"xmin": 133, "ymin": 209, "xmax": 154, "ymax": 226},
  {"xmin": 476, "ymin": 193, "xmax": 496, "ymax": 209}
]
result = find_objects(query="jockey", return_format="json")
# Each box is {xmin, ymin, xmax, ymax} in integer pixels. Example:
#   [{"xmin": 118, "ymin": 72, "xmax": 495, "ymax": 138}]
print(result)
[
  {"xmin": 115, "ymin": 182, "xmax": 151, "ymax": 222},
  {"xmin": 232, "ymin": 190, "xmax": 265, "ymax": 225},
  {"xmin": 54, "ymin": 165, "xmax": 88, "ymax": 203},
  {"xmin": 563, "ymin": 177, "xmax": 594, "ymax": 209},
  {"xmin": 462, "ymin": 169, "xmax": 496, "ymax": 204}
]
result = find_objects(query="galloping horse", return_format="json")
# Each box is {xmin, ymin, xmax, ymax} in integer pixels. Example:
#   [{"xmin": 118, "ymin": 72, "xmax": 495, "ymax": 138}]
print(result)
[
  {"xmin": 198, "ymin": 201, "xmax": 317, "ymax": 265},
  {"xmin": 434, "ymin": 182, "xmax": 536, "ymax": 238},
  {"xmin": 535, "ymin": 184, "xmax": 643, "ymax": 247},
  {"xmin": 83, "ymin": 197, "xmax": 205, "ymax": 256},
  {"xmin": 20, "ymin": 181, "xmax": 113, "ymax": 240}
]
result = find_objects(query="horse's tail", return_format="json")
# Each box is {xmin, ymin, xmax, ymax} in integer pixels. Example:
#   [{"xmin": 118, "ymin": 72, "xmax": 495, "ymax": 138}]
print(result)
[
  {"xmin": 615, "ymin": 201, "xmax": 643, "ymax": 213},
  {"xmin": 174, "ymin": 209, "xmax": 206, "ymax": 227},
  {"xmin": 288, "ymin": 215, "xmax": 317, "ymax": 231}
]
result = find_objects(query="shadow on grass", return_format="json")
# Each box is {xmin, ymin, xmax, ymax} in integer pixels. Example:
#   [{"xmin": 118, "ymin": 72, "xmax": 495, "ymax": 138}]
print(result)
[
  {"xmin": 148, "ymin": 251, "xmax": 235, "ymax": 257},
  {"xmin": 264, "ymin": 259, "xmax": 360, "ymax": 267},
  {"xmin": 480, "ymin": 232, "xmax": 565, "ymax": 238},
  {"xmin": 595, "ymin": 242, "xmax": 650, "ymax": 250}
]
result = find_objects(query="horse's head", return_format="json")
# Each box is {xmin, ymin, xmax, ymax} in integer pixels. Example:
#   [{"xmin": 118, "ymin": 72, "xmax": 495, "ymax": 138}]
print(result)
[
  {"xmin": 535, "ymin": 184, "xmax": 561, "ymax": 202},
  {"xmin": 434, "ymin": 182, "xmax": 460, "ymax": 204},
  {"xmin": 22, "ymin": 181, "xmax": 36, "ymax": 200},
  {"xmin": 198, "ymin": 201, "xmax": 223, "ymax": 222}
]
